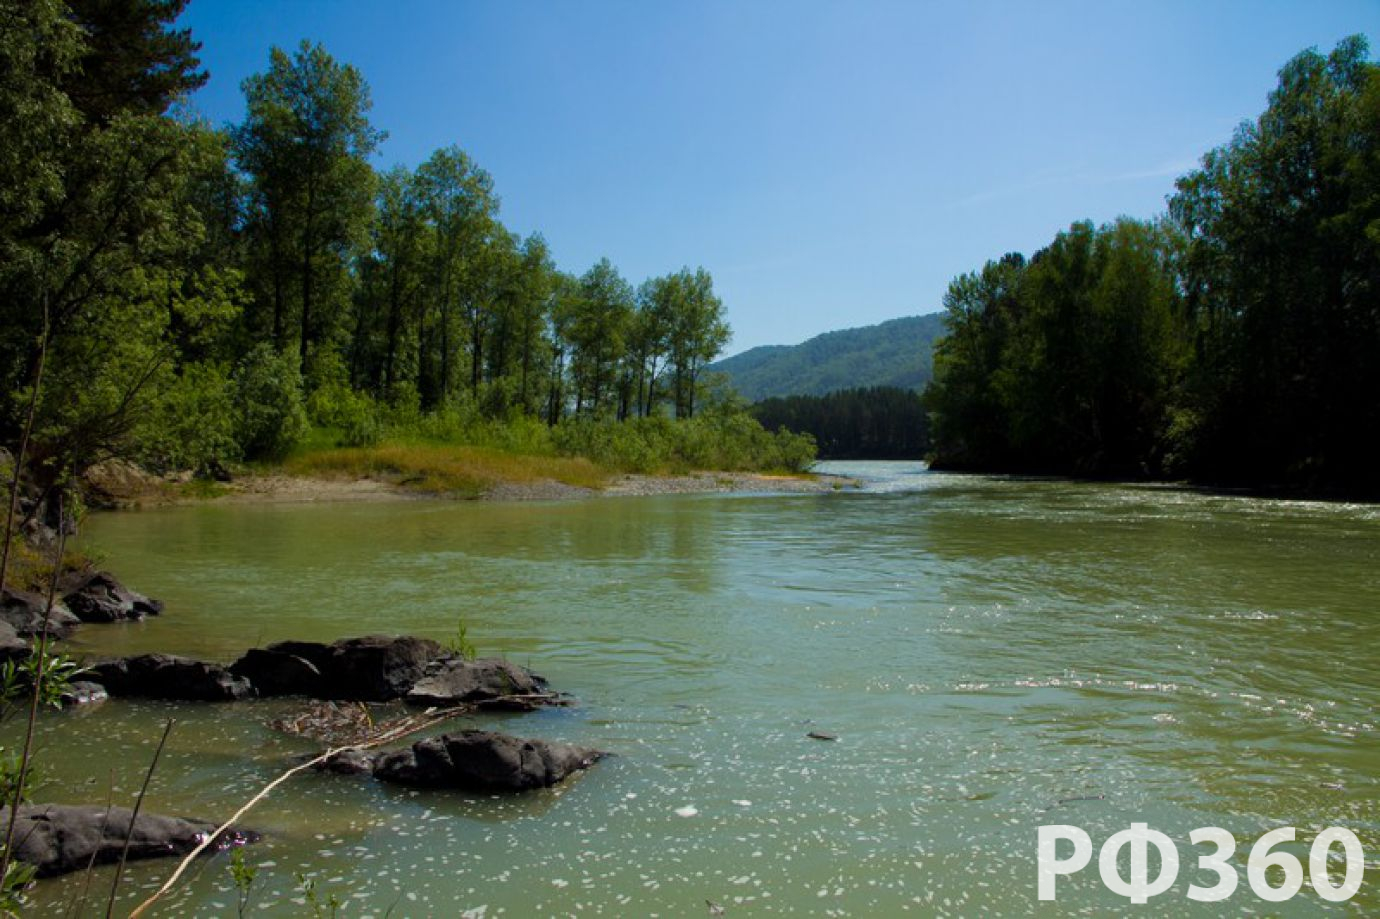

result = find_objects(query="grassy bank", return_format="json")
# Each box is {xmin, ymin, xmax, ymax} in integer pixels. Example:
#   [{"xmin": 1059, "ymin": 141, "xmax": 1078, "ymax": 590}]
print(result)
[
  {"xmin": 270, "ymin": 411, "xmax": 818, "ymax": 497},
  {"xmin": 283, "ymin": 443, "xmax": 609, "ymax": 497}
]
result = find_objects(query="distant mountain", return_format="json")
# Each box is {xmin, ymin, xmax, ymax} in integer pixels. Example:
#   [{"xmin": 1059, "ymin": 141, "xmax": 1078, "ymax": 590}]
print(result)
[{"xmin": 709, "ymin": 313, "xmax": 947, "ymax": 402}]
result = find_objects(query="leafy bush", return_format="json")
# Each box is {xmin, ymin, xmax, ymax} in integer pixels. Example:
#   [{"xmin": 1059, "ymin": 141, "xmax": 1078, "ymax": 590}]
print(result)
[
  {"xmin": 232, "ymin": 344, "xmax": 310, "ymax": 460},
  {"xmin": 551, "ymin": 411, "xmax": 816, "ymax": 474},
  {"xmin": 135, "ymin": 362, "xmax": 239, "ymax": 473}
]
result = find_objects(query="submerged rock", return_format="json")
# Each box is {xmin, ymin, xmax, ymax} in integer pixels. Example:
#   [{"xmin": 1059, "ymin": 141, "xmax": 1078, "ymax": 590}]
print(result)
[
  {"xmin": 90, "ymin": 653, "xmax": 254, "ymax": 701},
  {"xmin": 0, "ymin": 803, "xmax": 256, "ymax": 878},
  {"xmin": 61, "ymin": 570, "xmax": 163, "ymax": 623},
  {"xmin": 404, "ymin": 657, "xmax": 547, "ymax": 707},
  {"xmin": 371, "ymin": 730, "xmax": 604, "ymax": 792},
  {"xmin": 0, "ymin": 586, "xmax": 80, "ymax": 639},
  {"xmin": 59, "ymin": 680, "xmax": 109, "ymax": 707},
  {"xmin": 312, "ymin": 748, "xmax": 375, "ymax": 775}
]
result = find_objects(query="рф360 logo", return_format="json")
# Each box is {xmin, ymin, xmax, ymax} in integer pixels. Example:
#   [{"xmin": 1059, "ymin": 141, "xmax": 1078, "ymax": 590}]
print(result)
[{"xmin": 1038, "ymin": 824, "xmax": 1365, "ymax": 904}]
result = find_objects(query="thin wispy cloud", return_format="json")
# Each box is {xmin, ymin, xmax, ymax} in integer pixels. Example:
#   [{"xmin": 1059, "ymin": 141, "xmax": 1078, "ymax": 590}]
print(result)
[{"xmin": 954, "ymin": 153, "xmax": 1203, "ymax": 208}]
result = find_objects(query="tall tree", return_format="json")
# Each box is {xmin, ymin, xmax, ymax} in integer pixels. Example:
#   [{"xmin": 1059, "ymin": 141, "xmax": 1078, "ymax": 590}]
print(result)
[
  {"xmin": 414, "ymin": 145, "xmax": 498, "ymax": 406},
  {"xmin": 233, "ymin": 41, "xmax": 381, "ymax": 375},
  {"xmin": 667, "ymin": 267, "xmax": 730, "ymax": 418},
  {"xmin": 0, "ymin": 0, "xmax": 239, "ymax": 488},
  {"xmin": 631, "ymin": 275, "xmax": 677, "ymax": 417},
  {"xmin": 1169, "ymin": 35, "xmax": 1380, "ymax": 492},
  {"xmin": 567, "ymin": 259, "xmax": 634, "ymax": 415},
  {"xmin": 60, "ymin": 0, "xmax": 206, "ymax": 122}
]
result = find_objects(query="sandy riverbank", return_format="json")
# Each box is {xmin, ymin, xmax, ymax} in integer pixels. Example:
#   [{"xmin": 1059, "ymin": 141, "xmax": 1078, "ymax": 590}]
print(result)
[
  {"xmin": 86, "ymin": 461, "xmax": 853, "ymax": 507},
  {"xmin": 234, "ymin": 469, "xmax": 850, "ymax": 503}
]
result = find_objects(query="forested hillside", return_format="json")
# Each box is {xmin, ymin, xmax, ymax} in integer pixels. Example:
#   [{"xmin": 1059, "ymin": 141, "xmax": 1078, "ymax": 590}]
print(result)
[
  {"xmin": 926, "ymin": 36, "xmax": 1379, "ymax": 497},
  {"xmin": 753, "ymin": 387, "xmax": 928, "ymax": 458},
  {"xmin": 708, "ymin": 314, "xmax": 945, "ymax": 401}
]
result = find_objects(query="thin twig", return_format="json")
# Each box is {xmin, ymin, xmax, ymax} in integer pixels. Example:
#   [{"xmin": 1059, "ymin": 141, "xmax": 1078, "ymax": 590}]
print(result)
[
  {"xmin": 128, "ymin": 701, "xmax": 479, "ymax": 917},
  {"xmin": 66, "ymin": 769, "xmax": 116, "ymax": 919},
  {"xmin": 0, "ymin": 292, "xmax": 49, "ymax": 599},
  {"xmin": 0, "ymin": 484, "xmax": 67, "ymax": 880},
  {"xmin": 105, "ymin": 719, "xmax": 174, "ymax": 919}
]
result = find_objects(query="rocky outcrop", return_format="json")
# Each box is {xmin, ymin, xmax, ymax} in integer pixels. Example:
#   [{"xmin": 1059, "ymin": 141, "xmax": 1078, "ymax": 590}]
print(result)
[
  {"xmin": 228, "ymin": 647, "xmax": 323, "ymax": 696},
  {"xmin": 89, "ymin": 654, "xmax": 253, "ymax": 701},
  {"xmin": 230, "ymin": 635, "xmax": 445, "ymax": 701},
  {"xmin": 0, "ymin": 803, "xmax": 256, "ymax": 877},
  {"xmin": 0, "ymin": 620, "xmax": 28, "ymax": 663},
  {"xmin": 404, "ymin": 657, "xmax": 547, "ymax": 707},
  {"xmin": 321, "ymin": 635, "xmax": 447, "ymax": 701},
  {"xmin": 0, "ymin": 586, "xmax": 79, "ymax": 639},
  {"xmin": 61, "ymin": 571, "xmax": 163, "ymax": 623},
  {"xmin": 370, "ymin": 730, "xmax": 604, "ymax": 792},
  {"xmin": 84, "ymin": 637, "xmax": 559, "ymax": 709}
]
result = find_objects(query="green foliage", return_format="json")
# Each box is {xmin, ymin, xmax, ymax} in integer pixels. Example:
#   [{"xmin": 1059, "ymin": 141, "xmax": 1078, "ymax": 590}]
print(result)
[
  {"xmin": 0, "ymin": 858, "xmax": 36, "ymax": 917},
  {"xmin": 229, "ymin": 846, "xmax": 258, "ymax": 918},
  {"xmin": 295, "ymin": 872, "xmax": 342, "ymax": 918},
  {"xmin": 0, "ymin": 652, "xmax": 84, "ymax": 721},
  {"xmin": 445, "ymin": 619, "xmax": 477, "ymax": 661},
  {"xmin": 753, "ymin": 387, "xmax": 929, "ymax": 458},
  {"xmin": 550, "ymin": 413, "xmax": 816, "ymax": 474},
  {"xmin": 232, "ymin": 344, "xmax": 309, "ymax": 460},
  {"xmin": 1, "ymin": 7, "xmax": 755, "ymax": 486},
  {"xmin": 233, "ymin": 41, "xmax": 381, "ymax": 372},
  {"xmin": 136, "ymin": 362, "xmax": 240, "ymax": 473},
  {"xmin": 928, "ymin": 35, "xmax": 1378, "ymax": 496},
  {"xmin": 709, "ymin": 314, "xmax": 947, "ymax": 402},
  {"xmin": 1168, "ymin": 35, "xmax": 1380, "ymax": 493},
  {"xmin": 306, "ymin": 352, "xmax": 382, "ymax": 447},
  {"xmin": 927, "ymin": 218, "xmax": 1185, "ymax": 476}
]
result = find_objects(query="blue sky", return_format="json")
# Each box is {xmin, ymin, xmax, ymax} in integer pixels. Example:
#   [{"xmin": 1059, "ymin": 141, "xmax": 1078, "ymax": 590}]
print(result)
[{"xmin": 179, "ymin": 1, "xmax": 1376, "ymax": 356}]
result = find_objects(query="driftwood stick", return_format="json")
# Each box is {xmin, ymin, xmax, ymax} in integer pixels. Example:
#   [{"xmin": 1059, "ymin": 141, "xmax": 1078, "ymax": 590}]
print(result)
[{"xmin": 125, "ymin": 744, "xmax": 344, "ymax": 919}]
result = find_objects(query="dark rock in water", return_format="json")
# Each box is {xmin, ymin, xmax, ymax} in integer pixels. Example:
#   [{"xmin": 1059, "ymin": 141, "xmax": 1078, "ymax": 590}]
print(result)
[
  {"xmin": 242, "ymin": 635, "xmax": 445, "ymax": 701},
  {"xmin": 90, "ymin": 653, "xmax": 254, "ymax": 701},
  {"xmin": 323, "ymin": 635, "xmax": 446, "ymax": 701},
  {"xmin": 62, "ymin": 570, "xmax": 163, "ymax": 623},
  {"xmin": 404, "ymin": 656, "xmax": 547, "ymax": 707},
  {"xmin": 0, "ymin": 586, "xmax": 80, "ymax": 639},
  {"xmin": 229, "ymin": 647, "xmax": 323, "ymax": 697},
  {"xmin": 261, "ymin": 639, "xmax": 334, "ymax": 671},
  {"xmin": 0, "ymin": 803, "xmax": 257, "ymax": 878},
  {"xmin": 312, "ymin": 748, "xmax": 376, "ymax": 775},
  {"xmin": 0, "ymin": 620, "xmax": 29, "ymax": 662},
  {"xmin": 59, "ymin": 680, "xmax": 108, "ymax": 707},
  {"xmin": 371, "ymin": 730, "xmax": 603, "ymax": 792}
]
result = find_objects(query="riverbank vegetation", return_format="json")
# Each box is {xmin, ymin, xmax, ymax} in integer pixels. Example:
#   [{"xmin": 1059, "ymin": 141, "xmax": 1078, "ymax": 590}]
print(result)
[
  {"xmin": 753, "ymin": 387, "xmax": 929, "ymax": 459},
  {"xmin": 0, "ymin": 0, "xmax": 815, "ymax": 520},
  {"xmin": 926, "ymin": 36, "xmax": 1379, "ymax": 497}
]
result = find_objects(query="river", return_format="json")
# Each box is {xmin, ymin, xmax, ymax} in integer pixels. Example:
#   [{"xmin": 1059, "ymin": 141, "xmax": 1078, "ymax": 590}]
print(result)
[{"xmin": 16, "ymin": 461, "xmax": 1379, "ymax": 915}]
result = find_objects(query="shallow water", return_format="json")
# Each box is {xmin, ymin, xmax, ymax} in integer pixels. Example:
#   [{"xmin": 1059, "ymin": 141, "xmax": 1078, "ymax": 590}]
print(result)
[{"xmin": 13, "ymin": 462, "xmax": 1379, "ymax": 915}]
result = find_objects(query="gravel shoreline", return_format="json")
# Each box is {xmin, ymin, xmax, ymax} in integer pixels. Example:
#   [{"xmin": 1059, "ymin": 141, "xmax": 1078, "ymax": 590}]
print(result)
[
  {"xmin": 489, "ymin": 470, "xmax": 852, "ymax": 502},
  {"xmin": 92, "ymin": 468, "xmax": 853, "ymax": 507},
  {"xmin": 260, "ymin": 470, "xmax": 852, "ymax": 503}
]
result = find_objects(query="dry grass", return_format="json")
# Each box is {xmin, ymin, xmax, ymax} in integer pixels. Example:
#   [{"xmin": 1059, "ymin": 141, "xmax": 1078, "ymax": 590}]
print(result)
[{"xmin": 282, "ymin": 443, "xmax": 610, "ymax": 496}]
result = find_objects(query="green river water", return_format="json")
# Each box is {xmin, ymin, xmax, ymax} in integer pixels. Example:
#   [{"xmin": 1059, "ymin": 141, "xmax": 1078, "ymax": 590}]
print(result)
[{"xmin": 13, "ymin": 461, "xmax": 1380, "ymax": 915}]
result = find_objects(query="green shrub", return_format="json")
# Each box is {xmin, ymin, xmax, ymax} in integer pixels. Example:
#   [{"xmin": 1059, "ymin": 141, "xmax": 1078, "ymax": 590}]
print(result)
[
  {"xmin": 232, "ymin": 344, "xmax": 310, "ymax": 460},
  {"xmin": 135, "ymin": 362, "xmax": 239, "ymax": 473}
]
